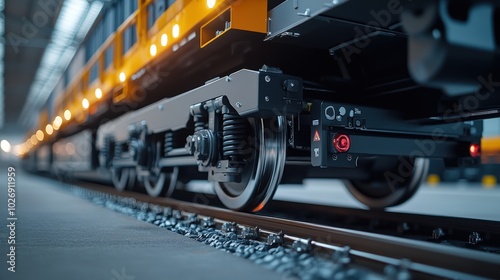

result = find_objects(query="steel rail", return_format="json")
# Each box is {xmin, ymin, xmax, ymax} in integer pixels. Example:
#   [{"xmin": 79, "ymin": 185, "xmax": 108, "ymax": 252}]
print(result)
[{"xmin": 65, "ymin": 179, "xmax": 500, "ymax": 279}]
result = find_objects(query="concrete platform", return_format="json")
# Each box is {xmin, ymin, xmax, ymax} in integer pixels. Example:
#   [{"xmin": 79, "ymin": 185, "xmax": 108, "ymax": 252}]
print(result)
[{"xmin": 0, "ymin": 164, "xmax": 280, "ymax": 280}]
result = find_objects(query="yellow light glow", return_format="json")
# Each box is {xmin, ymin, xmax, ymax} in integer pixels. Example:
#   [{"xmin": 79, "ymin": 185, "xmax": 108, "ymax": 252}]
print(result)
[
  {"xmin": 64, "ymin": 110, "xmax": 72, "ymax": 121},
  {"xmin": 119, "ymin": 72, "xmax": 126, "ymax": 82},
  {"xmin": 207, "ymin": 0, "xmax": 216, "ymax": 8},
  {"xmin": 36, "ymin": 130, "xmax": 44, "ymax": 141},
  {"xmin": 30, "ymin": 135, "xmax": 38, "ymax": 146},
  {"xmin": 14, "ymin": 145, "xmax": 23, "ymax": 156},
  {"xmin": 82, "ymin": 98, "xmax": 89, "ymax": 109},
  {"xmin": 26, "ymin": 141, "xmax": 32, "ymax": 148},
  {"xmin": 46, "ymin": 124, "xmax": 54, "ymax": 135},
  {"xmin": 95, "ymin": 88, "xmax": 103, "ymax": 99},
  {"xmin": 161, "ymin": 34, "xmax": 168, "ymax": 46},
  {"xmin": 172, "ymin": 24, "xmax": 180, "ymax": 38},
  {"xmin": 150, "ymin": 44, "xmax": 157, "ymax": 56},
  {"xmin": 0, "ymin": 140, "xmax": 11, "ymax": 153},
  {"xmin": 53, "ymin": 116, "xmax": 63, "ymax": 130}
]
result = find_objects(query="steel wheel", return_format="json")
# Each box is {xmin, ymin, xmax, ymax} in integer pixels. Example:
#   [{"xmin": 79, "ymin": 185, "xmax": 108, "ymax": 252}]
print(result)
[
  {"xmin": 344, "ymin": 157, "xmax": 429, "ymax": 209},
  {"xmin": 143, "ymin": 167, "xmax": 179, "ymax": 197},
  {"xmin": 214, "ymin": 117, "xmax": 286, "ymax": 212},
  {"xmin": 111, "ymin": 167, "xmax": 137, "ymax": 191}
]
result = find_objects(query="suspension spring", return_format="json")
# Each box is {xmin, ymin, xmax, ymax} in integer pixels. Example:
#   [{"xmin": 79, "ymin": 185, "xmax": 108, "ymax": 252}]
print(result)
[
  {"xmin": 222, "ymin": 113, "xmax": 249, "ymax": 159},
  {"xmin": 164, "ymin": 132, "xmax": 174, "ymax": 157},
  {"xmin": 101, "ymin": 136, "xmax": 115, "ymax": 167},
  {"xmin": 114, "ymin": 142, "xmax": 123, "ymax": 160},
  {"xmin": 194, "ymin": 115, "xmax": 206, "ymax": 132}
]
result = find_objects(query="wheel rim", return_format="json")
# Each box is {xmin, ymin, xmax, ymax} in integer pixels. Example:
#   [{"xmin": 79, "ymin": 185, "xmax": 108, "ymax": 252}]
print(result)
[
  {"xmin": 214, "ymin": 116, "xmax": 286, "ymax": 212},
  {"xmin": 111, "ymin": 168, "xmax": 137, "ymax": 191},
  {"xmin": 344, "ymin": 157, "xmax": 429, "ymax": 209},
  {"xmin": 143, "ymin": 167, "xmax": 179, "ymax": 197}
]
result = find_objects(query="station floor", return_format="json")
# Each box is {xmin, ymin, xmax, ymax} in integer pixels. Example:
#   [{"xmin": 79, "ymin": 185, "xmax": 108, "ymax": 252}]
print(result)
[
  {"xmin": 0, "ymin": 165, "xmax": 281, "ymax": 280},
  {"xmin": 1, "ymin": 163, "xmax": 499, "ymax": 279}
]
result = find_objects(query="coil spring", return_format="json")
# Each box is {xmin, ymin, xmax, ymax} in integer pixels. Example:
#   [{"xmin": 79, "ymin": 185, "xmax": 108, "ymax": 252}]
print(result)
[
  {"xmin": 114, "ymin": 142, "xmax": 123, "ymax": 160},
  {"xmin": 164, "ymin": 132, "xmax": 174, "ymax": 157},
  {"xmin": 194, "ymin": 115, "xmax": 206, "ymax": 132},
  {"xmin": 222, "ymin": 113, "xmax": 248, "ymax": 159},
  {"xmin": 101, "ymin": 136, "xmax": 114, "ymax": 167}
]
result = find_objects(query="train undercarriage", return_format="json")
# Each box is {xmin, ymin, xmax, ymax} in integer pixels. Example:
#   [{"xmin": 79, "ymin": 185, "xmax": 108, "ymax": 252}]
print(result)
[
  {"xmin": 21, "ymin": 0, "xmax": 499, "ymax": 212},
  {"xmin": 32, "ymin": 66, "xmax": 478, "ymax": 212}
]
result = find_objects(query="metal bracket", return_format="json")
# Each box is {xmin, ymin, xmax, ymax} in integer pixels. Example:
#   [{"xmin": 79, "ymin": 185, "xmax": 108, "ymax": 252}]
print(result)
[{"xmin": 297, "ymin": 8, "xmax": 311, "ymax": 17}]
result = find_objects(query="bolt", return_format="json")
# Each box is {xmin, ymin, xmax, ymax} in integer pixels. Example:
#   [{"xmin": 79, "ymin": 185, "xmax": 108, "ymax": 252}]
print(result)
[
  {"xmin": 397, "ymin": 222, "xmax": 409, "ymax": 234},
  {"xmin": 265, "ymin": 75, "xmax": 271, "ymax": 82},
  {"xmin": 432, "ymin": 228, "xmax": 444, "ymax": 240},
  {"xmin": 267, "ymin": 231, "xmax": 284, "ymax": 247},
  {"xmin": 222, "ymin": 222, "xmax": 238, "ymax": 233},
  {"xmin": 332, "ymin": 154, "xmax": 338, "ymax": 160},
  {"xmin": 468, "ymin": 232, "xmax": 482, "ymax": 245},
  {"xmin": 158, "ymin": 104, "xmax": 164, "ymax": 110},
  {"xmin": 236, "ymin": 102, "xmax": 242, "ymax": 108},
  {"xmin": 347, "ymin": 154, "xmax": 352, "ymax": 161},
  {"xmin": 292, "ymin": 239, "xmax": 312, "ymax": 254},
  {"xmin": 332, "ymin": 246, "xmax": 351, "ymax": 265},
  {"xmin": 265, "ymin": 96, "xmax": 270, "ymax": 102}
]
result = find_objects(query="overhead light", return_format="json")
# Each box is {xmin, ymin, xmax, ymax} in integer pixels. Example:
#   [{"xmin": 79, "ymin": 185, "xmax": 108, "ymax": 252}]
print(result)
[{"xmin": 0, "ymin": 140, "xmax": 11, "ymax": 153}]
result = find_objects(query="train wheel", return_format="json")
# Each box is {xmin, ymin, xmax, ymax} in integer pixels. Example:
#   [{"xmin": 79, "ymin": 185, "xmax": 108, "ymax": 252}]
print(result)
[
  {"xmin": 214, "ymin": 116, "xmax": 286, "ymax": 212},
  {"xmin": 143, "ymin": 167, "xmax": 179, "ymax": 197},
  {"xmin": 111, "ymin": 167, "xmax": 138, "ymax": 191},
  {"xmin": 344, "ymin": 157, "xmax": 429, "ymax": 209}
]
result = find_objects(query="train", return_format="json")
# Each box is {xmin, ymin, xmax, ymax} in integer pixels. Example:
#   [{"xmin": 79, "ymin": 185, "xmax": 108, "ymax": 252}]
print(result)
[{"xmin": 19, "ymin": 0, "xmax": 500, "ymax": 211}]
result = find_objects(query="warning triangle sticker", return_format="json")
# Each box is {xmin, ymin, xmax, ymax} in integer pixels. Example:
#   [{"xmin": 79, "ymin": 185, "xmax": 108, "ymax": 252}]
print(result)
[{"xmin": 313, "ymin": 131, "xmax": 321, "ymax": 142}]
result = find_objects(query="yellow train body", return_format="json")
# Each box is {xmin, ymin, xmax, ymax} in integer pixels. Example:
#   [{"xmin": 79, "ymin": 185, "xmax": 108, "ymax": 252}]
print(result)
[{"xmin": 24, "ymin": 0, "xmax": 266, "ymax": 153}]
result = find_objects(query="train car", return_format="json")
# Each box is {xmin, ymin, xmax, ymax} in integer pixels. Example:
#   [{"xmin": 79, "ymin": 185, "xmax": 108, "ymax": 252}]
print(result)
[{"xmin": 20, "ymin": 0, "xmax": 500, "ymax": 212}]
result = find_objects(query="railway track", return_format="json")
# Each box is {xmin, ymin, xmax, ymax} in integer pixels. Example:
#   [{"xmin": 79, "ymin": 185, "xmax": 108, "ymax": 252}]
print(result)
[{"xmin": 53, "ymin": 177, "xmax": 500, "ymax": 279}]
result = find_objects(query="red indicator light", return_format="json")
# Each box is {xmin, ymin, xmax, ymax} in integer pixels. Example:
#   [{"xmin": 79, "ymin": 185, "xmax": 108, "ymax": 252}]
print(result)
[
  {"xmin": 313, "ymin": 131, "xmax": 321, "ymax": 142},
  {"xmin": 333, "ymin": 134, "xmax": 350, "ymax": 153},
  {"xmin": 469, "ymin": 143, "xmax": 480, "ymax": 157}
]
